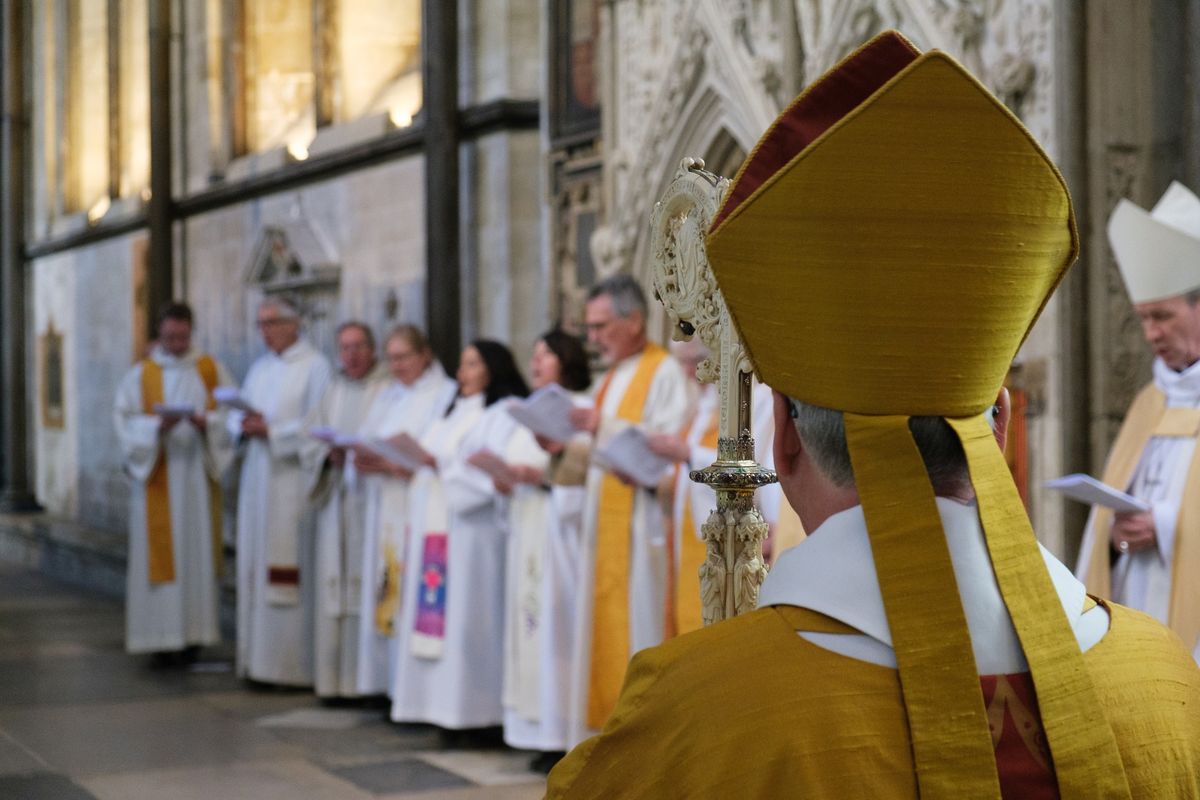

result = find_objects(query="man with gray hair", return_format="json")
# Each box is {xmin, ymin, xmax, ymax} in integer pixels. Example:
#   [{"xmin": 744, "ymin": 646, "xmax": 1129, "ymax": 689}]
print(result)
[
  {"xmin": 228, "ymin": 296, "xmax": 332, "ymax": 686},
  {"xmin": 564, "ymin": 273, "xmax": 691, "ymax": 746},
  {"xmin": 300, "ymin": 321, "xmax": 389, "ymax": 698}
]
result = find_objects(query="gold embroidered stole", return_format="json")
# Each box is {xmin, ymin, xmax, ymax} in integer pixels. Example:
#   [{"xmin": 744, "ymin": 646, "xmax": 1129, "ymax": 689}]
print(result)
[
  {"xmin": 1084, "ymin": 384, "xmax": 1200, "ymax": 648},
  {"xmin": 586, "ymin": 344, "xmax": 668, "ymax": 729},
  {"xmin": 140, "ymin": 355, "xmax": 221, "ymax": 584},
  {"xmin": 674, "ymin": 407, "xmax": 719, "ymax": 636}
]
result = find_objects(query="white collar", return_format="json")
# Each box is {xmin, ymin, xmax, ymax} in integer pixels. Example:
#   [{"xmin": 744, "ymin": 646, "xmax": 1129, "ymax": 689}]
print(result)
[
  {"xmin": 758, "ymin": 498, "xmax": 1091, "ymax": 674},
  {"xmin": 274, "ymin": 338, "xmax": 312, "ymax": 362},
  {"xmin": 150, "ymin": 346, "xmax": 195, "ymax": 367},
  {"xmin": 1153, "ymin": 356, "xmax": 1200, "ymax": 404}
]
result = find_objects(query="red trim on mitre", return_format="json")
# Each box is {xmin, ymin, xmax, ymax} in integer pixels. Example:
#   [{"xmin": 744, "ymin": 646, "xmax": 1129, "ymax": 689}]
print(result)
[
  {"xmin": 710, "ymin": 31, "xmax": 921, "ymax": 233},
  {"xmin": 268, "ymin": 566, "xmax": 300, "ymax": 585}
]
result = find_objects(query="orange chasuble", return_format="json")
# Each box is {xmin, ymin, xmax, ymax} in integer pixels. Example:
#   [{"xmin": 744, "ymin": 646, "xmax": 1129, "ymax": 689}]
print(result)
[
  {"xmin": 140, "ymin": 355, "xmax": 222, "ymax": 584},
  {"xmin": 587, "ymin": 344, "xmax": 669, "ymax": 729}
]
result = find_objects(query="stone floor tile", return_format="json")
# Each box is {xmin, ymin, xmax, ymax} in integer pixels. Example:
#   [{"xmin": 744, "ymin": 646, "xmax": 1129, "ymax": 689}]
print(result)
[
  {"xmin": 0, "ymin": 697, "xmax": 299, "ymax": 777},
  {"xmin": 80, "ymin": 758, "xmax": 374, "ymax": 800},
  {"xmin": 0, "ymin": 730, "xmax": 50, "ymax": 775},
  {"xmin": 416, "ymin": 749, "xmax": 544, "ymax": 787},
  {"xmin": 0, "ymin": 772, "xmax": 99, "ymax": 799},
  {"xmin": 384, "ymin": 784, "xmax": 546, "ymax": 800},
  {"xmin": 330, "ymin": 757, "xmax": 474, "ymax": 795}
]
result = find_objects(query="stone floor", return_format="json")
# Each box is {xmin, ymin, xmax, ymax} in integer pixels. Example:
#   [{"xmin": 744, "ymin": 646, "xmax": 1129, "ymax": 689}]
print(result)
[{"xmin": 0, "ymin": 562, "xmax": 547, "ymax": 799}]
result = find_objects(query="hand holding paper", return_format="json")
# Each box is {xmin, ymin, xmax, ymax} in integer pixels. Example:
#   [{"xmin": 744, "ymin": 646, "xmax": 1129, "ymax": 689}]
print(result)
[
  {"xmin": 593, "ymin": 427, "xmax": 673, "ymax": 489},
  {"xmin": 467, "ymin": 449, "xmax": 518, "ymax": 485},
  {"xmin": 153, "ymin": 403, "xmax": 196, "ymax": 420},
  {"xmin": 213, "ymin": 386, "xmax": 259, "ymax": 414},
  {"xmin": 1044, "ymin": 473, "xmax": 1150, "ymax": 514},
  {"xmin": 507, "ymin": 384, "xmax": 583, "ymax": 443}
]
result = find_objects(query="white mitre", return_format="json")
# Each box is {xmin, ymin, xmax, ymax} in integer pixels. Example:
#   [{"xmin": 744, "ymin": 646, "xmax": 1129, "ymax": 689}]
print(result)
[{"xmin": 1108, "ymin": 181, "xmax": 1200, "ymax": 303}]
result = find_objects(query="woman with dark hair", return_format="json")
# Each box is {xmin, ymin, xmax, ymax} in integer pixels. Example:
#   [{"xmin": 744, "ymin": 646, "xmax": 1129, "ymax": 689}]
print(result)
[
  {"xmin": 498, "ymin": 329, "xmax": 593, "ymax": 771},
  {"xmin": 390, "ymin": 339, "xmax": 530, "ymax": 733}
]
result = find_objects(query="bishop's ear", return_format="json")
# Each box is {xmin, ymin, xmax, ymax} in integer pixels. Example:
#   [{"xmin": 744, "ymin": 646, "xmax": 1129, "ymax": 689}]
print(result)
[
  {"xmin": 991, "ymin": 387, "xmax": 1011, "ymax": 453},
  {"xmin": 772, "ymin": 391, "xmax": 803, "ymax": 479}
]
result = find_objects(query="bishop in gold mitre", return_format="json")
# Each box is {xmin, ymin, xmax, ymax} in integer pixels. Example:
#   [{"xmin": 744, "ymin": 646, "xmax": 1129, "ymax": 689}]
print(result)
[
  {"xmin": 1076, "ymin": 181, "xmax": 1200, "ymax": 665},
  {"xmin": 545, "ymin": 31, "xmax": 1200, "ymax": 800}
]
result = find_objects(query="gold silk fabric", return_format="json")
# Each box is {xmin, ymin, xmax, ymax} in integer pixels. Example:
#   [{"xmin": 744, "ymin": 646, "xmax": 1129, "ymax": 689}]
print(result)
[
  {"xmin": 1083, "ymin": 383, "xmax": 1200, "ymax": 650},
  {"xmin": 545, "ymin": 603, "xmax": 1200, "ymax": 800},
  {"xmin": 697, "ymin": 29, "xmax": 1127, "ymax": 798}
]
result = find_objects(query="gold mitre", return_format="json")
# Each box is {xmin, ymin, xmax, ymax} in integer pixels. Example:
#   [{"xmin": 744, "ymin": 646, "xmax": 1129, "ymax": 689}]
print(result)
[
  {"xmin": 1108, "ymin": 180, "xmax": 1200, "ymax": 304},
  {"xmin": 706, "ymin": 31, "xmax": 1076, "ymax": 418},
  {"xmin": 704, "ymin": 31, "xmax": 1130, "ymax": 798}
]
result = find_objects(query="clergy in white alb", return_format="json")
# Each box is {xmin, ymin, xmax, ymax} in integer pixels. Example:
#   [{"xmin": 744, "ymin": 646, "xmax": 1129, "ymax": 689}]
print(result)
[
  {"xmin": 299, "ymin": 322, "xmax": 389, "ymax": 698},
  {"xmin": 500, "ymin": 329, "xmax": 592, "ymax": 757},
  {"xmin": 390, "ymin": 340, "xmax": 530, "ymax": 730},
  {"xmin": 352, "ymin": 325, "xmax": 456, "ymax": 696},
  {"xmin": 114, "ymin": 302, "xmax": 234, "ymax": 655},
  {"xmin": 228, "ymin": 297, "xmax": 333, "ymax": 686},
  {"xmin": 1076, "ymin": 181, "xmax": 1200, "ymax": 655},
  {"xmin": 565, "ymin": 276, "xmax": 692, "ymax": 746}
]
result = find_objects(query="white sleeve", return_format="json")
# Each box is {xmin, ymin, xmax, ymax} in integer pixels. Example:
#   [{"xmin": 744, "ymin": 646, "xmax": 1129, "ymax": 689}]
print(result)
[
  {"xmin": 113, "ymin": 365, "xmax": 162, "ymax": 483},
  {"xmin": 267, "ymin": 357, "xmax": 333, "ymax": 460}
]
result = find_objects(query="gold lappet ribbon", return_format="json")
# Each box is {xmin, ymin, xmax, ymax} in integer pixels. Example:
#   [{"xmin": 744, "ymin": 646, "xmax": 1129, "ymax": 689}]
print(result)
[
  {"xmin": 844, "ymin": 414, "xmax": 1001, "ymax": 798},
  {"xmin": 586, "ymin": 344, "xmax": 667, "ymax": 729},
  {"xmin": 140, "ymin": 356, "xmax": 222, "ymax": 585},
  {"xmin": 951, "ymin": 415, "xmax": 1130, "ymax": 799},
  {"xmin": 847, "ymin": 413, "xmax": 1131, "ymax": 798},
  {"xmin": 675, "ymin": 408, "xmax": 719, "ymax": 636}
]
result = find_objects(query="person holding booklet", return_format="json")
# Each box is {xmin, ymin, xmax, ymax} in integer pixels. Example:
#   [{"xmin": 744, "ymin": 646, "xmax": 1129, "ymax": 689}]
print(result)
[
  {"xmin": 113, "ymin": 301, "xmax": 234, "ymax": 662},
  {"xmin": 390, "ymin": 340, "xmax": 529, "ymax": 735},
  {"xmin": 299, "ymin": 321, "xmax": 388, "ymax": 698},
  {"xmin": 1076, "ymin": 180, "xmax": 1200, "ymax": 661},
  {"xmin": 564, "ymin": 275, "xmax": 692, "ymax": 747},
  {"xmin": 349, "ymin": 325, "xmax": 457, "ymax": 697},
  {"xmin": 498, "ymin": 328, "xmax": 592, "ymax": 769},
  {"xmin": 226, "ymin": 296, "xmax": 332, "ymax": 686},
  {"xmin": 646, "ymin": 338, "xmax": 781, "ymax": 636}
]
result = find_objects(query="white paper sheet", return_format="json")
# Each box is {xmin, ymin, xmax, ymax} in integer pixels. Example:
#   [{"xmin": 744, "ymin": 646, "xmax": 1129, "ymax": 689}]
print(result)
[
  {"xmin": 1044, "ymin": 473, "xmax": 1150, "ymax": 513},
  {"xmin": 308, "ymin": 426, "xmax": 341, "ymax": 444},
  {"xmin": 506, "ymin": 383, "xmax": 581, "ymax": 443},
  {"xmin": 593, "ymin": 426, "xmax": 672, "ymax": 489},
  {"xmin": 332, "ymin": 433, "xmax": 423, "ymax": 471},
  {"xmin": 213, "ymin": 386, "xmax": 259, "ymax": 414},
  {"xmin": 153, "ymin": 403, "xmax": 196, "ymax": 418},
  {"xmin": 466, "ymin": 448, "xmax": 517, "ymax": 484}
]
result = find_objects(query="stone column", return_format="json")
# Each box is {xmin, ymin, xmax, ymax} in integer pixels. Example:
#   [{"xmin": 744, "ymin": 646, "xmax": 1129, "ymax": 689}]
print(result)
[
  {"xmin": 0, "ymin": 0, "xmax": 40, "ymax": 512},
  {"xmin": 1084, "ymin": 0, "xmax": 1189, "ymax": 464},
  {"xmin": 423, "ymin": 0, "xmax": 461, "ymax": 371},
  {"xmin": 147, "ymin": 0, "xmax": 173, "ymax": 330}
]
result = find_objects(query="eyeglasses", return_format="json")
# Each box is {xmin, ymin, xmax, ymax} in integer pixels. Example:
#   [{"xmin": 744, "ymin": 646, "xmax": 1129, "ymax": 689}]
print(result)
[
  {"xmin": 585, "ymin": 318, "xmax": 615, "ymax": 333},
  {"xmin": 256, "ymin": 318, "xmax": 293, "ymax": 328}
]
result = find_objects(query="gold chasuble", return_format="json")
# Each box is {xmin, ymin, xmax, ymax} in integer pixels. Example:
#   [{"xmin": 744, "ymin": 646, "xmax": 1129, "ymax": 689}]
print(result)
[
  {"xmin": 587, "ymin": 344, "xmax": 668, "ymax": 729},
  {"xmin": 1082, "ymin": 382, "xmax": 1200, "ymax": 649},
  {"xmin": 140, "ymin": 355, "xmax": 221, "ymax": 584},
  {"xmin": 547, "ymin": 30, "xmax": 1199, "ymax": 799}
]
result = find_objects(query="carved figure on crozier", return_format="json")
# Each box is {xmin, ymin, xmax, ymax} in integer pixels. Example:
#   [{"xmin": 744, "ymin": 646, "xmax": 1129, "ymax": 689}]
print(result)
[{"xmin": 699, "ymin": 510, "xmax": 730, "ymax": 626}]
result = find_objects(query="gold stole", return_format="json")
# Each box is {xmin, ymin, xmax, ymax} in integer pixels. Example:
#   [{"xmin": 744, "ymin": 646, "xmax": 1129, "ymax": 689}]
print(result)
[
  {"xmin": 587, "ymin": 344, "xmax": 668, "ymax": 729},
  {"xmin": 674, "ymin": 408, "xmax": 719, "ymax": 636},
  {"xmin": 1084, "ymin": 383, "xmax": 1200, "ymax": 649},
  {"xmin": 140, "ymin": 356, "xmax": 222, "ymax": 584}
]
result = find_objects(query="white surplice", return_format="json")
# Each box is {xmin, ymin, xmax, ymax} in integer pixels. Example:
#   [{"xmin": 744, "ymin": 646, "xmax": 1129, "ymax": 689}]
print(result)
[
  {"xmin": 761, "ymin": 498, "xmax": 1109, "ymax": 669},
  {"xmin": 566, "ymin": 350, "xmax": 692, "ymax": 747},
  {"xmin": 228, "ymin": 339, "xmax": 332, "ymax": 686},
  {"xmin": 114, "ymin": 347, "xmax": 235, "ymax": 654},
  {"xmin": 391, "ymin": 395, "xmax": 521, "ymax": 729},
  {"xmin": 500, "ymin": 423, "xmax": 553, "ymax": 749},
  {"xmin": 299, "ymin": 364, "xmax": 388, "ymax": 697},
  {"xmin": 355, "ymin": 363, "xmax": 457, "ymax": 695},
  {"xmin": 1076, "ymin": 357, "xmax": 1200, "ymax": 624},
  {"xmin": 672, "ymin": 382, "xmax": 782, "ymax": 556}
]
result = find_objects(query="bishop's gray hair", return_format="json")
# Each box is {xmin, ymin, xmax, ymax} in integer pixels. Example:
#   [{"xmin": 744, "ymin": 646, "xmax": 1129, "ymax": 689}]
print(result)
[
  {"xmin": 788, "ymin": 397, "xmax": 980, "ymax": 496},
  {"xmin": 258, "ymin": 295, "xmax": 300, "ymax": 321},
  {"xmin": 588, "ymin": 274, "xmax": 648, "ymax": 320}
]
